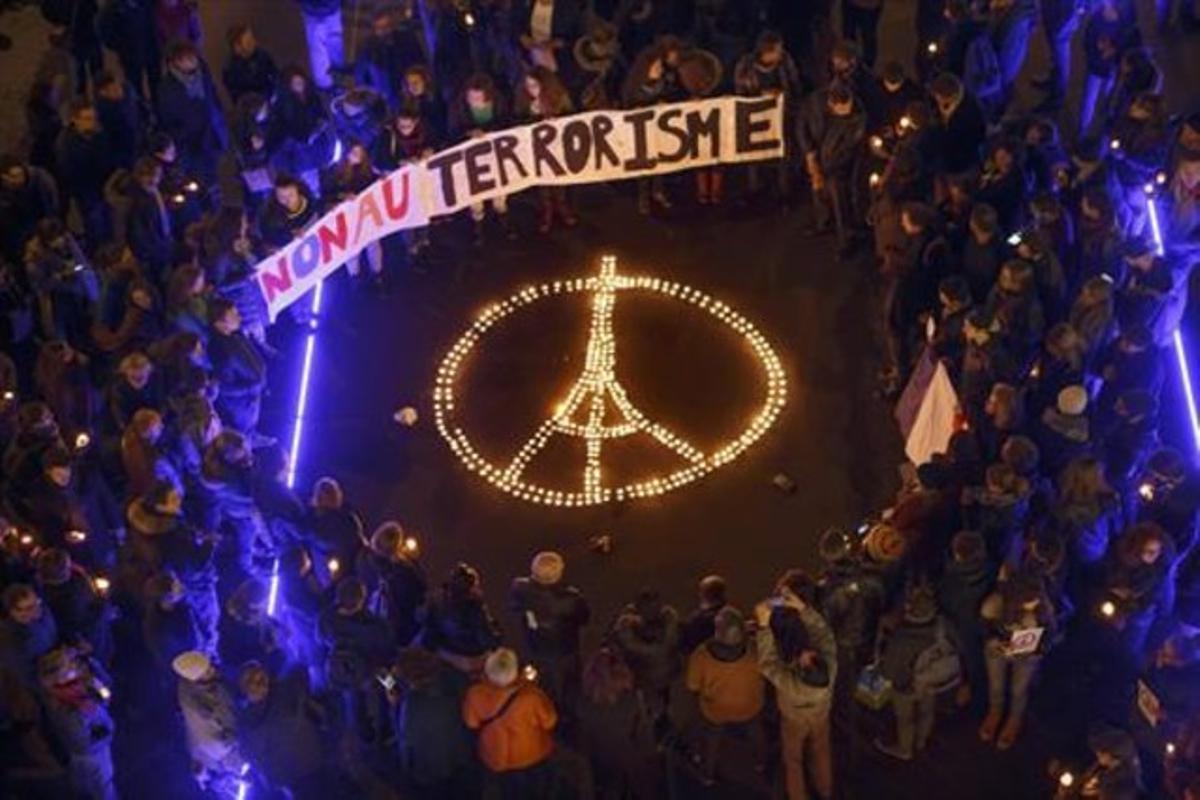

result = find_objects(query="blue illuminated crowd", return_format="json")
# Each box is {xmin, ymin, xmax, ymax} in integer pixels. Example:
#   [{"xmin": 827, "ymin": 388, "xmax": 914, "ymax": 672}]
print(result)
[{"xmin": 2, "ymin": 0, "xmax": 1200, "ymax": 798}]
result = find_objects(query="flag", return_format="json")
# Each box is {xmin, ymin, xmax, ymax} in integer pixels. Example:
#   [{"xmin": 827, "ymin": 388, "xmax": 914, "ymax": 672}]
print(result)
[
  {"xmin": 895, "ymin": 346, "xmax": 936, "ymax": 440},
  {"xmin": 905, "ymin": 359, "xmax": 960, "ymax": 466}
]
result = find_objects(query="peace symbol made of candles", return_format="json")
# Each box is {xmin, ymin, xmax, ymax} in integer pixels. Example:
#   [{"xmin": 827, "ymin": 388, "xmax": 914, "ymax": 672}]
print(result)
[{"xmin": 433, "ymin": 255, "xmax": 788, "ymax": 507}]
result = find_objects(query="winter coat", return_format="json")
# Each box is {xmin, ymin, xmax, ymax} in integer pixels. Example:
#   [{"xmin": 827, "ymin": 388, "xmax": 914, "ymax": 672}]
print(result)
[
  {"xmin": 237, "ymin": 670, "xmax": 325, "ymax": 787},
  {"xmin": 818, "ymin": 564, "xmax": 887, "ymax": 656},
  {"xmin": 937, "ymin": 554, "xmax": 994, "ymax": 635},
  {"xmin": 613, "ymin": 606, "xmax": 681, "ymax": 692},
  {"xmin": 462, "ymin": 679, "xmax": 557, "ymax": 773},
  {"xmin": 370, "ymin": 122, "xmax": 435, "ymax": 172},
  {"xmin": 509, "ymin": 577, "xmax": 591, "ymax": 658},
  {"xmin": 222, "ymin": 49, "xmax": 278, "ymax": 105},
  {"xmin": 734, "ymin": 51, "xmax": 802, "ymax": 102},
  {"xmin": 0, "ymin": 166, "xmax": 59, "ymax": 262},
  {"xmin": 96, "ymin": 88, "xmax": 144, "ymax": 169},
  {"xmin": 56, "ymin": 127, "xmax": 114, "ymax": 210},
  {"xmin": 318, "ymin": 608, "xmax": 397, "ymax": 687},
  {"xmin": 961, "ymin": 235, "xmax": 1004, "ymax": 303},
  {"xmin": 796, "ymin": 90, "xmax": 866, "ymax": 176},
  {"xmin": 256, "ymin": 190, "xmax": 318, "ymax": 250},
  {"xmin": 1035, "ymin": 409, "xmax": 1091, "ymax": 477},
  {"xmin": 142, "ymin": 601, "xmax": 200, "ymax": 670},
  {"xmin": 686, "ymin": 640, "xmax": 765, "ymax": 724},
  {"xmin": 934, "ymin": 94, "xmax": 986, "ymax": 174},
  {"xmin": 1055, "ymin": 494, "xmax": 1122, "ymax": 565},
  {"xmin": 329, "ymin": 89, "xmax": 388, "ymax": 151},
  {"xmin": 0, "ymin": 609, "xmax": 59, "ymax": 686},
  {"xmin": 577, "ymin": 690, "xmax": 657, "ymax": 791},
  {"xmin": 39, "ymin": 568, "xmax": 105, "ymax": 650},
  {"xmin": 308, "ymin": 505, "xmax": 366, "ymax": 568},
  {"xmin": 156, "ymin": 63, "xmax": 228, "ymax": 166},
  {"xmin": 756, "ymin": 606, "xmax": 837, "ymax": 721},
  {"xmin": 125, "ymin": 184, "xmax": 175, "ymax": 278},
  {"xmin": 879, "ymin": 617, "xmax": 949, "ymax": 692},
  {"xmin": 177, "ymin": 676, "xmax": 240, "ymax": 772},
  {"xmin": 419, "ymin": 595, "xmax": 502, "ymax": 659},
  {"xmin": 208, "ymin": 330, "xmax": 265, "ymax": 399},
  {"xmin": 394, "ymin": 660, "xmax": 474, "ymax": 786},
  {"xmin": 357, "ymin": 551, "xmax": 427, "ymax": 646}
]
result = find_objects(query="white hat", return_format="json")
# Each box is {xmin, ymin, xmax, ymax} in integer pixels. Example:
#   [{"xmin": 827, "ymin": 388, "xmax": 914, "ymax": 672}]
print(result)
[
  {"xmin": 484, "ymin": 648, "xmax": 519, "ymax": 688},
  {"xmin": 531, "ymin": 551, "xmax": 564, "ymax": 585},
  {"xmin": 1057, "ymin": 385, "xmax": 1089, "ymax": 417},
  {"xmin": 172, "ymin": 650, "xmax": 212, "ymax": 682}
]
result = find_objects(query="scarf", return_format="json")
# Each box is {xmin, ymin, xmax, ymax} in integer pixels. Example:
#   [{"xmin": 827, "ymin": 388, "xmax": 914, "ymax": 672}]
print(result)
[{"xmin": 170, "ymin": 65, "xmax": 206, "ymax": 100}]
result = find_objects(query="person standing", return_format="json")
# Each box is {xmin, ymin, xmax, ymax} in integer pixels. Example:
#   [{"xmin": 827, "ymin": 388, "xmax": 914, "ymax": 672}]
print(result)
[
  {"xmin": 842, "ymin": 0, "xmax": 883, "ymax": 67},
  {"xmin": 206, "ymin": 299, "xmax": 266, "ymax": 436},
  {"xmin": 509, "ymin": 551, "xmax": 591, "ymax": 721},
  {"xmin": 798, "ymin": 82, "xmax": 866, "ymax": 256},
  {"xmin": 156, "ymin": 41, "xmax": 228, "ymax": 186},
  {"xmin": 172, "ymin": 651, "xmax": 244, "ymax": 789},
  {"xmin": 295, "ymin": 0, "xmax": 345, "ymax": 91},
  {"xmin": 222, "ymin": 24, "xmax": 279, "ymax": 105},
  {"xmin": 37, "ymin": 648, "xmax": 117, "ymax": 800},
  {"xmin": 462, "ymin": 647, "xmax": 559, "ymax": 799},
  {"xmin": 56, "ymin": 98, "xmax": 114, "ymax": 249},
  {"xmin": 755, "ymin": 586, "xmax": 836, "ymax": 800},
  {"xmin": 685, "ymin": 606, "xmax": 766, "ymax": 784}
]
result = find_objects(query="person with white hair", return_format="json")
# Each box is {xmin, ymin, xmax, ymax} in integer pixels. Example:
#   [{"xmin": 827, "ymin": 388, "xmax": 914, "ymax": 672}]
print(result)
[
  {"xmin": 173, "ymin": 650, "xmax": 243, "ymax": 786},
  {"xmin": 508, "ymin": 550, "xmax": 591, "ymax": 715},
  {"xmin": 462, "ymin": 647, "xmax": 558, "ymax": 795}
]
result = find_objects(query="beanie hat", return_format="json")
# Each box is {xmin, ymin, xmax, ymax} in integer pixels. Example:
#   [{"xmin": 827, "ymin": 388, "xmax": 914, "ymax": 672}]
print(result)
[
  {"xmin": 713, "ymin": 606, "xmax": 746, "ymax": 647},
  {"xmin": 172, "ymin": 650, "xmax": 211, "ymax": 682},
  {"xmin": 1057, "ymin": 385, "xmax": 1088, "ymax": 417},
  {"xmin": 484, "ymin": 648, "xmax": 519, "ymax": 688},
  {"xmin": 531, "ymin": 551, "xmax": 565, "ymax": 585},
  {"xmin": 864, "ymin": 523, "xmax": 907, "ymax": 563}
]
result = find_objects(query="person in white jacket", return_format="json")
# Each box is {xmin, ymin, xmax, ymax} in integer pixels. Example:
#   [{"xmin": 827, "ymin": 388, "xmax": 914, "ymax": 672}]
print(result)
[
  {"xmin": 755, "ymin": 587, "xmax": 838, "ymax": 800},
  {"xmin": 173, "ymin": 650, "xmax": 243, "ymax": 789}
]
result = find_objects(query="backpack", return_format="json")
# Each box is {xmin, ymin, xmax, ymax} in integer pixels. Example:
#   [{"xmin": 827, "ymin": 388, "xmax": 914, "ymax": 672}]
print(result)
[{"xmin": 912, "ymin": 619, "xmax": 962, "ymax": 694}]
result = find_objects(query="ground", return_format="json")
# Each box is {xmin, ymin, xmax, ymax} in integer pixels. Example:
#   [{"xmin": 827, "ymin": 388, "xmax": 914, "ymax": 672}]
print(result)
[{"xmin": 3, "ymin": 0, "xmax": 1200, "ymax": 797}]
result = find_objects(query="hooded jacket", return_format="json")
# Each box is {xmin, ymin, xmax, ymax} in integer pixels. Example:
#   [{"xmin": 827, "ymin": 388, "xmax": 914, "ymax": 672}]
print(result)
[
  {"xmin": 796, "ymin": 89, "xmax": 866, "ymax": 176},
  {"xmin": 756, "ymin": 606, "xmax": 836, "ymax": 720},
  {"xmin": 462, "ymin": 679, "xmax": 557, "ymax": 773},
  {"xmin": 686, "ymin": 639, "xmax": 765, "ymax": 724}
]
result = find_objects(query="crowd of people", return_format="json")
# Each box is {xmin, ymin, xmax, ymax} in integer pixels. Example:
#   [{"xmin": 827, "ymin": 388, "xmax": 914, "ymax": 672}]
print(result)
[{"xmin": 2, "ymin": 0, "xmax": 1200, "ymax": 798}]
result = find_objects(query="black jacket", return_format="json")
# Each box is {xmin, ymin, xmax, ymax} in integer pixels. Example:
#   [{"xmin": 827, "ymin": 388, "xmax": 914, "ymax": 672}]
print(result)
[
  {"xmin": 126, "ymin": 185, "xmax": 175, "ymax": 276},
  {"xmin": 934, "ymin": 93, "xmax": 986, "ymax": 174},
  {"xmin": 157, "ymin": 62, "xmax": 228, "ymax": 162},
  {"xmin": 97, "ymin": 88, "xmax": 145, "ymax": 169},
  {"xmin": 209, "ymin": 329, "xmax": 266, "ymax": 398},
  {"xmin": 223, "ymin": 49, "xmax": 279, "ymax": 105},
  {"xmin": 796, "ymin": 89, "xmax": 867, "ymax": 175},
  {"xmin": 509, "ymin": 577, "xmax": 591, "ymax": 657},
  {"xmin": 56, "ymin": 127, "xmax": 114, "ymax": 208}
]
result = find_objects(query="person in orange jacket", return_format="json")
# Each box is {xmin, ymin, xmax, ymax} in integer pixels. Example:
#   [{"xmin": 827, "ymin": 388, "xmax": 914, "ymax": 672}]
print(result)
[{"xmin": 462, "ymin": 647, "xmax": 558, "ymax": 796}]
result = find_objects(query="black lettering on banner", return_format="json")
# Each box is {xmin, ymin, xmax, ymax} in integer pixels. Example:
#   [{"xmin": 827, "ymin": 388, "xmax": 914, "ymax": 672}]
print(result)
[
  {"xmin": 463, "ymin": 140, "xmax": 497, "ymax": 195},
  {"xmin": 425, "ymin": 148, "xmax": 467, "ymax": 207},
  {"xmin": 590, "ymin": 115, "xmax": 620, "ymax": 169},
  {"xmin": 622, "ymin": 109, "xmax": 658, "ymax": 171},
  {"xmin": 685, "ymin": 108, "xmax": 721, "ymax": 160},
  {"xmin": 531, "ymin": 124, "xmax": 566, "ymax": 178},
  {"xmin": 493, "ymin": 134, "xmax": 528, "ymax": 186},
  {"xmin": 656, "ymin": 109, "xmax": 690, "ymax": 164},
  {"xmin": 735, "ymin": 97, "xmax": 782, "ymax": 155},
  {"xmin": 561, "ymin": 120, "xmax": 592, "ymax": 174}
]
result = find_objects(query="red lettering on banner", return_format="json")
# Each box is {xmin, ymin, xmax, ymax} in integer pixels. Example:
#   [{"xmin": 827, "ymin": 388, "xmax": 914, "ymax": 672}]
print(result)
[
  {"xmin": 258, "ymin": 255, "xmax": 293, "ymax": 304},
  {"xmin": 354, "ymin": 192, "xmax": 384, "ymax": 244},
  {"xmin": 382, "ymin": 171, "xmax": 411, "ymax": 221},
  {"xmin": 317, "ymin": 211, "xmax": 349, "ymax": 263}
]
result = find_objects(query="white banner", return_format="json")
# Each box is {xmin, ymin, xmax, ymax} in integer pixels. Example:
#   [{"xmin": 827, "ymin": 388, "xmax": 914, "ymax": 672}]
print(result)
[{"xmin": 253, "ymin": 95, "xmax": 786, "ymax": 320}]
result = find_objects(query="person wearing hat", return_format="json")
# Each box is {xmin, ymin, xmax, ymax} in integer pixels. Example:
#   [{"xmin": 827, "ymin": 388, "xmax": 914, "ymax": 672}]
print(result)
[
  {"xmin": 1035, "ymin": 384, "xmax": 1091, "ymax": 477},
  {"xmin": 1080, "ymin": 724, "xmax": 1143, "ymax": 798},
  {"xmin": 462, "ymin": 647, "xmax": 558, "ymax": 791},
  {"xmin": 798, "ymin": 81, "xmax": 866, "ymax": 255},
  {"xmin": 937, "ymin": 531, "xmax": 994, "ymax": 708},
  {"xmin": 173, "ymin": 649, "xmax": 244, "ymax": 782},
  {"xmin": 509, "ymin": 550, "xmax": 590, "ymax": 716},
  {"xmin": 816, "ymin": 528, "xmax": 886, "ymax": 683},
  {"xmin": 686, "ymin": 606, "xmax": 766, "ymax": 784},
  {"xmin": 875, "ymin": 586, "xmax": 959, "ymax": 760},
  {"xmin": 754, "ymin": 585, "xmax": 836, "ymax": 800},
  {"xmin": 38, "ymin": 646, "xmax": 117, "ymax": 800}
]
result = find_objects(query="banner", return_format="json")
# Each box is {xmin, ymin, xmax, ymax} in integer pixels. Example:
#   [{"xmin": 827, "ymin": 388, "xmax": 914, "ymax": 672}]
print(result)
[{"xmin": 253, "ymin": 95, "xmax": 786, "ymax": 319}]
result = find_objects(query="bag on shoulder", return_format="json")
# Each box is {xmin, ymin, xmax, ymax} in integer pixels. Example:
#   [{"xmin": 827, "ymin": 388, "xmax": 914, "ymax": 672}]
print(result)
[{"xmin": 912, "ymin": 620, "xmax": 962, "ymax": 694}]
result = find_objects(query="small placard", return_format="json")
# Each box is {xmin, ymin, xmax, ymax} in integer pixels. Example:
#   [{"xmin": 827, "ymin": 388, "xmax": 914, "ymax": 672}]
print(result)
[{"xmin": 1006, "ymin": 627, "xmax": 1044, "ymax": 657}]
